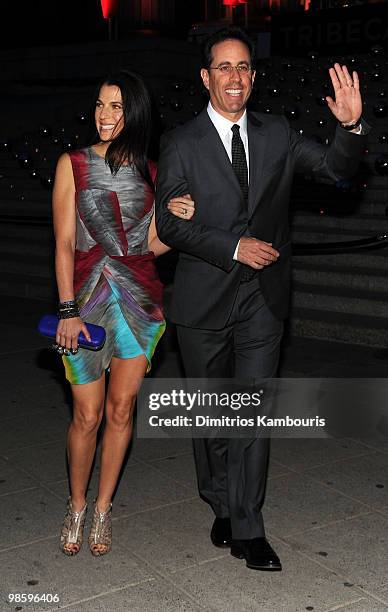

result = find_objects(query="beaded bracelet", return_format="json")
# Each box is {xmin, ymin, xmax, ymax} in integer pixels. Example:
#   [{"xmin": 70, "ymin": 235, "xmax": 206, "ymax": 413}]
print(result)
[
  {"xmin": 58, "ymin": 309, "xmax": 80, "ymax": 320},
  {"xmin": 58, "ymin": 300, "xmax": 80, "ymax": 320}
]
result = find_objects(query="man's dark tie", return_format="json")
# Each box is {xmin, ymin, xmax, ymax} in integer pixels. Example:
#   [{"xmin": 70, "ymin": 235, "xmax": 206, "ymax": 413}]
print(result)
[
  {"xmin": 231, "ymin": 124, "xmax": 248, "ymax": 202},
  {"xmin": 231, "ymin": 124, "xmax": 256, "ymax": 282}
]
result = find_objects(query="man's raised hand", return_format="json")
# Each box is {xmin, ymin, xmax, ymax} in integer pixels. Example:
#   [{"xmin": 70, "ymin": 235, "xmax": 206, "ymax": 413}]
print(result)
[{"xmin": 326, "ymin": 63, "xmax": 362, "ymax": 125}]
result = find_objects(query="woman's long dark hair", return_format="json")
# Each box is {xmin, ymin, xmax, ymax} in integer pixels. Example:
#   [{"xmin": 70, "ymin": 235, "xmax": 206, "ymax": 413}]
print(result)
[{"xmin": 94, "ymin": 70, "xmax": 154, "ymax": 190}]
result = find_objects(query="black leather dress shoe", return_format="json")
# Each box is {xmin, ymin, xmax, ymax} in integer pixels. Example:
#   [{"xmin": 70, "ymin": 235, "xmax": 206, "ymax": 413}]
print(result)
[
  {"xmin": 210, "ymin": 517, "xmax": 232, "ymax": 548},
  {"xmin": 231, "ymin": 537, "xmax": 282, "ymax": 571}
]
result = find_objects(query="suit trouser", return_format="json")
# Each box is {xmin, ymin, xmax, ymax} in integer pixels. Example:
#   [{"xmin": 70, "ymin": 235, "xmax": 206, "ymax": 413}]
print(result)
[{"xmin": 176, "ymin": 278, "xmax": 283, "ymax": 539}]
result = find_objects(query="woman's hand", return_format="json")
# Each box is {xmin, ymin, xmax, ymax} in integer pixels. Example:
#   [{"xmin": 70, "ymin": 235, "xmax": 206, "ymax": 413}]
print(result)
[
  {"xmin": 148, "ymin": 194, "xmax": 195, "ymax": 256},
  {"xmin": 56, "ymin": 317, "xmax": 91, "ymax": 353},
  {"xmin": 167, "ymin": 194, "xmax": 195, "ymax": 220}
]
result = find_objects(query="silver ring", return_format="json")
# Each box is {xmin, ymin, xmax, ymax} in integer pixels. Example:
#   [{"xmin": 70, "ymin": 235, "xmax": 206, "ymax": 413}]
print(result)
[
  {"xmin": 52, "ymin": 343, "xmax": 65, "ymax": 355},
  {"xmin": 71, "ymin": 348, "xmax": 79, "ymax": 355},
  {"xmin": 182, "ymin": 208, "xmax": 187, "ymax": 215}
]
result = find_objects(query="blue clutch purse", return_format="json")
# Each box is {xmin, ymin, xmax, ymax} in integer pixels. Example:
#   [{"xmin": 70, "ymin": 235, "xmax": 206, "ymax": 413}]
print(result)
[{"xmin": 38, "ymin": 315, "xmax": 106, "ymax": 351}]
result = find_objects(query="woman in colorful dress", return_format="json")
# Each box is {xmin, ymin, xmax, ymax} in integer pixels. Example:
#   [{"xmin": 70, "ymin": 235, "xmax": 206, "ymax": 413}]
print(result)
[{"xmin": 53, "ymin": 70, "xmax": 194, "ymax": 556}]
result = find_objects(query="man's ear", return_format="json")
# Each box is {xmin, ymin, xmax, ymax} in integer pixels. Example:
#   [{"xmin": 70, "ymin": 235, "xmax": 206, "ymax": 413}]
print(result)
[
  {"xmin": 200, "ymin": 68, "xmax": 210, "ymax": 91},
  {"xmin": 251, "ymin": 70, "xmax": 256, "ymax": 87}
]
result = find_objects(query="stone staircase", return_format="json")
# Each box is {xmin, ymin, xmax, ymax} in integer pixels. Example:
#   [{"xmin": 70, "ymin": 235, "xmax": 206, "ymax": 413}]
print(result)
[
  {"xmin": 290, "ymin": 175, "xmax": 388, "ymax": 347},
  {"xmin": 0, "ymin": 216, "xmax": 55, "ymax": 302},
  {"xmin": 1, "ymin": 49, "xmax": 388, "ymax": 347}
]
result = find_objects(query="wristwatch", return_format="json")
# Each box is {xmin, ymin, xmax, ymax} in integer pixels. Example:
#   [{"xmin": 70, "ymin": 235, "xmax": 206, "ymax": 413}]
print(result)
[{"xmin": 340, "ymin": 117, "xmax": 362, "ymax": 131}]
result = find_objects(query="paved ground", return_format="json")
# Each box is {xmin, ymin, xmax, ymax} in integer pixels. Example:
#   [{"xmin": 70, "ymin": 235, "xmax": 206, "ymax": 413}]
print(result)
[{"xmin": 0, "ymin": 297, "xmax": 387, "ymax": 612}]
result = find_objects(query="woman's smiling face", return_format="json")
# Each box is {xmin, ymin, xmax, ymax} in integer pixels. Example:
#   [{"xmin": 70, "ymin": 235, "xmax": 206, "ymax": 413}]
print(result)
[{"xmin": 95, "ymin": 84, "xmax": 124, "ymax": 142}]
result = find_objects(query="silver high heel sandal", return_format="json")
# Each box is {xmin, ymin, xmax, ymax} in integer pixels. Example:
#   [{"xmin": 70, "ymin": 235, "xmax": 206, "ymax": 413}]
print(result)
[
  {"xmin": 88, "ymin": 501, "xmax": 112, "ymax": 556},
  {"xmin": 60, "ymin": 497, "xmax": 87, "ymax": 556}
]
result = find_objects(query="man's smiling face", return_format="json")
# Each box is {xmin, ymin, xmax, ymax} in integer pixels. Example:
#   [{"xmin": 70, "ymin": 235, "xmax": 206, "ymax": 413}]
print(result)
[{"xmin": 201, "ymin": 38, "xmax": 255, "ymax": 122}]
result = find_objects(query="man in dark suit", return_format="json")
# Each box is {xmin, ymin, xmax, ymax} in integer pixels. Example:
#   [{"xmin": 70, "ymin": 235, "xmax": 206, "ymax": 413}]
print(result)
[{"xmin": 155, "ymin": 27, "xmax": 367, "ymax": 571}]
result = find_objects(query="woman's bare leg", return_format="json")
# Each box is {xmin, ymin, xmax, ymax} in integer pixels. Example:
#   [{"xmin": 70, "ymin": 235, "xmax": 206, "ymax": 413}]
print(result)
[
  {"xmin": 68, "ymin": 375, "xmax": 106, "ymax": 508},
  {"xmin": 63, "ymin": 374, "xmax": 105, "ymax": 554},
  {"xmin": 92, "ymin": 354, "xmax": 147, "ymax": 553}
]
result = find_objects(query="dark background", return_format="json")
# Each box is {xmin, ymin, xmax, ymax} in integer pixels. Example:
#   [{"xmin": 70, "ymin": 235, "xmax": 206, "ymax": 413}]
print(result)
[{"xmin": 2, "ymin": 1, "xmax": 107, "ymax": 48}]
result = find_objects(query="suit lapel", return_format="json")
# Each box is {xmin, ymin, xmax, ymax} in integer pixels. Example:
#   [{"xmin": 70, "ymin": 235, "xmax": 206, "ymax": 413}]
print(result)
[
  {"xmin": 247, "ymin": 113, "xmax": 267, "ymax": 215},
  {"xmin": 196, "ymin": 110, "xmax": 243, "ymax": 198},
  {"xmin": 193, "ymin": 109, "xmax": 268, "ymax": 211}
]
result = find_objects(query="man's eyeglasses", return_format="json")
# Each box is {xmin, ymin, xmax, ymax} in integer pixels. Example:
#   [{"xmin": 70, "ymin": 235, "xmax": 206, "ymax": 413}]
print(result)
[{"xmin": 208, "ymin": 64, "xmax": 252, "ymax": 75}]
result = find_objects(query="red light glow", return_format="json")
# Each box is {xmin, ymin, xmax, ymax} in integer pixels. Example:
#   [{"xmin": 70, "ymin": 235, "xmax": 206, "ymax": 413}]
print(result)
[{"xmin": 100, "ymin": 0, "xmax": 119, "ymax": 19}]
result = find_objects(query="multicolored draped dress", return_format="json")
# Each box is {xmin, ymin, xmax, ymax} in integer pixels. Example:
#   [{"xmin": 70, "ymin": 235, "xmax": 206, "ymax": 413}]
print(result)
[{"xmin": 62, "ymin": 147, "xmax": 165, "ymax": 384}]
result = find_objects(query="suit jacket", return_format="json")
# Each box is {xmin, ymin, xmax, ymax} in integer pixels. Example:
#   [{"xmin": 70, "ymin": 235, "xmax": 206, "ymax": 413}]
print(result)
[{"xmin": 155, "ymin": 109, "xmax": 368, "ymax": 330}]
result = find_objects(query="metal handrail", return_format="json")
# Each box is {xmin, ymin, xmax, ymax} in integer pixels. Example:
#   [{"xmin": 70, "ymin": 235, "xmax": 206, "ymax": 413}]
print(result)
[
  {"xmin": 1, "ymin": 214, "xmax": 388, "ymax": 256},
  {"xmin": 293, "ymin": 234, "xmax": 388, "ymax": 255},
  {"xmin": 0, "ymin": 214, "xmax": 52, "ymax": 226}
]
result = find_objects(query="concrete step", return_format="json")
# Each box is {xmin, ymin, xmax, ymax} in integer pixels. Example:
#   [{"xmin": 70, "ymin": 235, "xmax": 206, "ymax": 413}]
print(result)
[
  {"xmin": 357, "ymin": 153, "xmax": 388, "ymax": 167},
  {"xmin": 0, "ymin": 218, "xmax": 57, "ymax": 301},
  {"xmin": 292, "ymin": 262, "xmax": 388, "ymax": 293},
  {"xmin": 0, "ymin": 189, "xmax": 51, "ymax": 199},
  {"xmin": 0, "ymin": 179, "xmax": 51, "ymax": 191},
  {"xmin": 292, "ymin": 186, "xmax": 387, "ymax": 204},
  {"xmin": 0, "ymin": 217, "xmax": 52, "ymax": 231},
  {"xmin": 356, "ymin": 176, "xmax": 388, "ymax": 189},
  {"xmin": 292, "ymin": 212, "xmax": 388, "ymax": 233},
  {"xmin": 0, "ymin": 233, "xmax": 54, "ymax": 256},
  {"xmin": 0, "ymin": 200, "xmax": 52, "ymax": 216},
  {"xmin": 351, "ymin": 201, "xmax": 388, "ymax": 216},
  {"xmin": 0, "ymin": 216, "xmax": 51, "ymax": 230},
  {"xmin": 292, "ymin": 250, "xmax": 388, "ymax": 270},
  {"xmin": 343, "ymin": 189, "xmax": 388, "ymax": 203},
  {"xmin": 292, "ymin": 228, "xmax": 369, "ymax": 242},
  {"xmin": 1, "ymin": 251, "xmax": 52, "ymax": 277},
  {"xmin": 362, "ymin": 140, "xmax": 388, "ymax": 149},
  {"xmin": 0, "ymin": 271, "xmax": 56, "ymax": 300},
  {"xmin": 292, "ymin": 281, "xmax": 388, "ymax": 318},
  {"xmin": 0, "ymin": 164, "xmax": 55, "ymax": 176},
  {"xmin": 289, "ymin": 307, "xmax": 388, "ymax": 348},
  {"xmin": 0, "ymin": 188, "xmax": 52, "ymax": 201}
]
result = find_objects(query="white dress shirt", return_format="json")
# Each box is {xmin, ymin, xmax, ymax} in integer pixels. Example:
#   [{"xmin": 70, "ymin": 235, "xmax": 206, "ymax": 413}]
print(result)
[
  {"xmin": 207, "ymin": 102, "xmax": 248, "ymax": 259},
  {"xmin": 206, "ymin": 103, "xmax": 363, "ymax": 261},
  {"xmin": 207, "ymin": 102, "xmax": 249, "ymax": 180}
]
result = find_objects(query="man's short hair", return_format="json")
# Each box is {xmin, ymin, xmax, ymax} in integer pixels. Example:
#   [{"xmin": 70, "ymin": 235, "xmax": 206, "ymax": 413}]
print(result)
[{"xmin": 201, "ymin": 27, "xmax": 255, "ymax": 70}]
